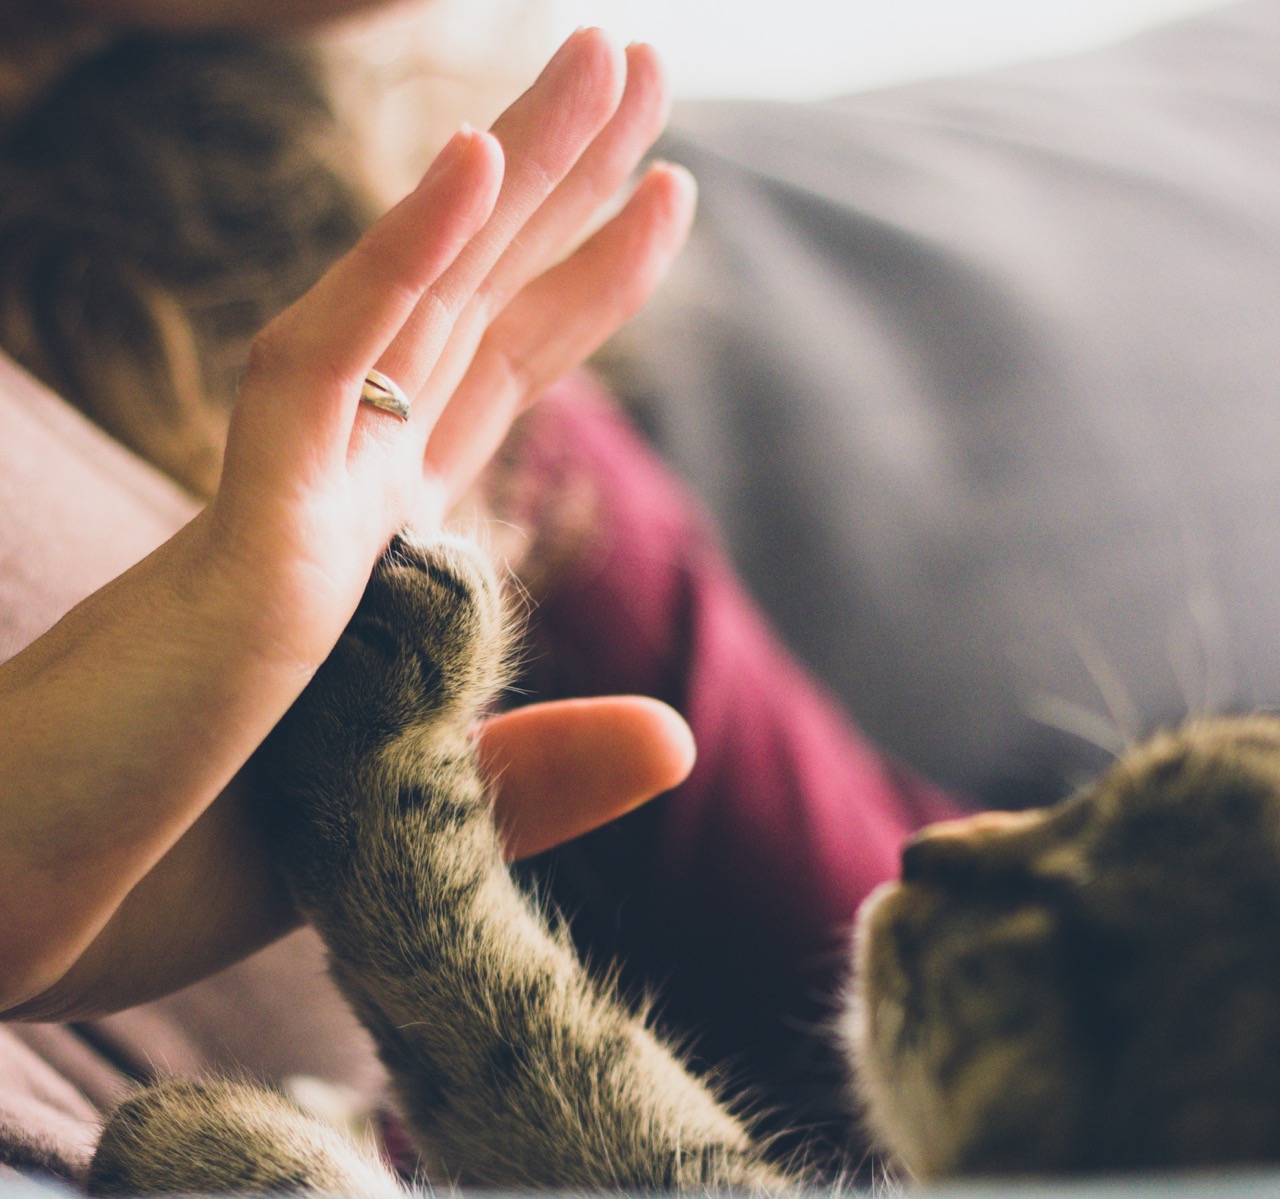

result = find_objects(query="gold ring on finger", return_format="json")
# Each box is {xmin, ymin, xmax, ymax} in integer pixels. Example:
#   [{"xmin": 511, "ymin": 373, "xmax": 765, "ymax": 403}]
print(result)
[{"xmin": 360, "ymin": 368, "xmax": 411, "ymax": 421}]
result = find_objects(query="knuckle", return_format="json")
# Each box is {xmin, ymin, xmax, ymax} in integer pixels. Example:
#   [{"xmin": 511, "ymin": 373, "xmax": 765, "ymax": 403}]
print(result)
[
  {"xmin": 348, "ymin": 239, "xmax": 421, "ymax": 309},
  {"xmin": 422, "ymin": 278, "xmax": 468, "ymax": 332},
  {"xmin": 489, "ymin": 341, "xmax": 535, "ymax": 403},
  {"xmin": 248, "ymin": 317, "xmax": 357, "ymax": 398}
]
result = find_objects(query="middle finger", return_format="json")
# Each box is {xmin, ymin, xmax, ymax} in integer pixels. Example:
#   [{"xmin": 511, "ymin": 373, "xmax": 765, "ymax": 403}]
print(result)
[{"xmin": 359, "ymin": 28, "xmax": 627, "ymax": 444}]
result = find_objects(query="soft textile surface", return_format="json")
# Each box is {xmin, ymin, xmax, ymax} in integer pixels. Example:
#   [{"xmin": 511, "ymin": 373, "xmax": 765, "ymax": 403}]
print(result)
[{"xmin": 609, "ymin": 0, "xmax": 1280, "ymax": 808}]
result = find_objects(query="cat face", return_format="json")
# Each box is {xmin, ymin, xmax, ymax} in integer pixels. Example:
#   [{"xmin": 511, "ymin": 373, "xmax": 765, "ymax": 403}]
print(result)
[{"xmin": 847, "ymin": 716, "xmax": 1280, "ymax": 1179}]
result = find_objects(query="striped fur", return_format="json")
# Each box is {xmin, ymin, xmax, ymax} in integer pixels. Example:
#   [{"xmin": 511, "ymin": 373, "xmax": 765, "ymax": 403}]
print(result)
[
  {"xmin": 88, "ymin": 534, "xmax": 788, "ymax": 1195},
  {"xmin": 849, "ymin": 718, "xmax": 1280, "ymax": 1178}
]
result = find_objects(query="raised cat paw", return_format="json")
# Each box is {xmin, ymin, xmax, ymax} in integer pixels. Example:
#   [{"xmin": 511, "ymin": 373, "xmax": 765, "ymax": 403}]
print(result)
[
  {"xmin": 255, "ymin": 530, "xmax": 787, "ymax": 1194},
  {"xmin": 321, "ymin": 530, "xmax": 506, "ymax": 735},
  {"xmin": 269, "ymin": 530, "xmax": 506, "ymax": 755},
  {"xmin": 258, "ymin": 531, "xmax": 509, "ymax": 898}
]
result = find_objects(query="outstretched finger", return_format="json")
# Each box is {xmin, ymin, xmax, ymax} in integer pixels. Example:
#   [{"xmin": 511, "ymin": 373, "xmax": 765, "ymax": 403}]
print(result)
[
  {"xmin": 220, "ymin": 127, "xmax": 503, "ymax": 497},
  {"xmin": 356, "ymin": 29, "xmax": 630, "ymax": 436},
  {"xmin": 425, "ymin": 162, "xmax": 697, "ymax": 500},
  {"xmin": 469, "ymin": 41, "xmax": 672, "ymax": 324},
  {"xmin": 477, "ymin": 697, "xmax": 696, "ymax": 861}
]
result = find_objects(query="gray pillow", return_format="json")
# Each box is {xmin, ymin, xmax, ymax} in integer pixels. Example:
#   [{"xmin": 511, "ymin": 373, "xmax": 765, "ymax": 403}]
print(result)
[{"xmin": 606, "ymin": 0, "xmax": 1280, "ymax": 807}]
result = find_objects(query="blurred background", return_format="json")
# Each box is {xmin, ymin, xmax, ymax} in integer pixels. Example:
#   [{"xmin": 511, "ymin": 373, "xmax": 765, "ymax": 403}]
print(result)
[
  {"xmin": 539, "ymin": 0, "xmax": 1228, "ymax": 97},
  {"xmin": 342, "ymin": 0, "xmax": 1234, "ymax": 208}
]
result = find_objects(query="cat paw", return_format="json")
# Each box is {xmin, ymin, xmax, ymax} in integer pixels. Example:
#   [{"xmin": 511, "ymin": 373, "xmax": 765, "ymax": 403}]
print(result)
[
  {"xmin": 349, "ymin": 530, "xmax": 509, "ymax": 727},
  {"xmin": 87, "ymin": 1080, "xmax": 401, "ymax": 1198},
  {"xmin": 274, "ymin": 530, "xmax": 508, "ymax": 758},
  {"xmin": 258, "ymin": 531, "xmax": 508, "ymax": 884}
]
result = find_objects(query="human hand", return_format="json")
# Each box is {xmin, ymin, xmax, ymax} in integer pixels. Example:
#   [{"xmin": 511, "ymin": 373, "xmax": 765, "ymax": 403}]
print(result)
[
  {"xmin": 0, "ymin": 30, "xmax": 695, "ymax": 1015},
  {"xmin": 202, "ymin": 28, "xmax": 694, "ymax": 677}
]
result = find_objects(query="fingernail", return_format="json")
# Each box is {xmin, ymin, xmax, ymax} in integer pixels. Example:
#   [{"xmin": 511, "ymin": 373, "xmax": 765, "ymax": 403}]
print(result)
[
  {"xmin": 420, "ymin": 125, "xmax": 476, "ymax": 188},
  {"xmin": 651, "ymin": 159, "xmax": 693, "ymax": 181},
  {"xmin": 545, "ymin": 25, "xmax": 605, "ymax": 75}
]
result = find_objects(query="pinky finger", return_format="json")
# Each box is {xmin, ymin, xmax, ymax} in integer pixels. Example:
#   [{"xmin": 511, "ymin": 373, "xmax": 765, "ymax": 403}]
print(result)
[{"xmin": 423, "ymin": 162, "xmax": 697, "ymax": 502}]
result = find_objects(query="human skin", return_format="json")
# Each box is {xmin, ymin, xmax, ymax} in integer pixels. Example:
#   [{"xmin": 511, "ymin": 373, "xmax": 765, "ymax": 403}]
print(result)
[{"xmin": 0, "ymin": 30, "xmax": 698, "ymax": 1021}]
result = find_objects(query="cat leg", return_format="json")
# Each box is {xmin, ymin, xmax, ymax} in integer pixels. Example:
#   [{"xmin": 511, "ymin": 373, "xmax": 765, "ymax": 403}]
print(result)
[
  {"xmin": 0, "ymin": 1124, "xmax": 84, "ymax": 1186},
  {"xmin": 86, "ymin": 1079, "xmax": 403, "ymax": 1198},
  {"xmin": 260, "ymin": 534, "xmax": 792, "ymax": 1192}
]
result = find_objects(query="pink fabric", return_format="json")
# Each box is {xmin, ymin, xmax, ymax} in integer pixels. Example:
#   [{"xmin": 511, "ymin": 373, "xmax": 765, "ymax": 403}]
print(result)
[{"xmin": 0, "ymin": 354, "xmax": 197, "ymax": 661}]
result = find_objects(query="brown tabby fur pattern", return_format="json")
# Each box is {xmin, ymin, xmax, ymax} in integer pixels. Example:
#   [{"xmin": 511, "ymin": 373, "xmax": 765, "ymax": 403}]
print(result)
[
  {"xmin": 849, "ymin": 719, "xmax": 1280, "ymax": 1178},
  {"xmin": 8, "ymin": 19, "xmax": 1280, "ymax": 1194},
  {"xmin": 88, "ymin": 534, "xmax": 786, "ymax": 1195}
]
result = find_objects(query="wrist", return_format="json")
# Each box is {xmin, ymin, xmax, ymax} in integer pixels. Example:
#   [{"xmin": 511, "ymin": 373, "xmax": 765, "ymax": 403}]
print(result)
[{"xmin": 186, "ymin": 500, "xmax": 365, "ymax": 679}]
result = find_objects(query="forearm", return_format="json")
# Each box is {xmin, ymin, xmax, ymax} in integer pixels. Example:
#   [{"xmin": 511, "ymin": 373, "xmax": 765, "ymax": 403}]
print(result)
[
  {"xmin": 0, "ymin": 510, "xmax": 322, "ymax": 1011},
  {"xmin": 1, "ymin": 780, "xmax": 299, "ymax": 1022}
]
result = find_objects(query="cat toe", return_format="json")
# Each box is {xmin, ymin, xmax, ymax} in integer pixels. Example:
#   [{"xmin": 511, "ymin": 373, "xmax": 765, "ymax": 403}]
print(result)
[{"xmin": 360, "ymin": 530, "xmax": 510, "ymax": 721}]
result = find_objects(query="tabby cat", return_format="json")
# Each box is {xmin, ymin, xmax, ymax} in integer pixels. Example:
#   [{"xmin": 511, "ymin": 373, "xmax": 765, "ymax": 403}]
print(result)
[
  {"xmin": 7, "ymin": 20, "xmax": 1280, "ymax": 1195},
  {"xmin": 80, "ymin": 533, "xmax": 1280, "ymax": 1191},
  {"xmin": 849, "ymin": 718, "xmax": 1280, "ymax": 1176}
]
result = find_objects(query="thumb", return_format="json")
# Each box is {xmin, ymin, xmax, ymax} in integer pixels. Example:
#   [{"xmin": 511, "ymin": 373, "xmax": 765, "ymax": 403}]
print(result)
[{"xmin": 474, "ymin": 696, "xmax": 696, "ymax": 861}]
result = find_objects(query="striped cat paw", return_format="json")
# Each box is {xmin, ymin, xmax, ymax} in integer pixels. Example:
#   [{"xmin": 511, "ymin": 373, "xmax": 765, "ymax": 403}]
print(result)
[
  {"xmin": 346, "ymin": 532, "xmax": 510, "ymax": 731},
  {"xmin": 257, "ymin": 530, "xmax": 509, "ymax": 894}
]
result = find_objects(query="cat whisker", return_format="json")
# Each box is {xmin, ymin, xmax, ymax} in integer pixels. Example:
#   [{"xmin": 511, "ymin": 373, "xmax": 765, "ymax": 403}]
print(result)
[
  {"xmin": 1060, "ymin": 618, "xmax": 1141, "ymax": 751},
  {"xmin": 1171, "ymin": 508, "xmax": 1239, "ymax": 719},
  {"xmin": 1026, "ymin": 693, "xmax": 1126, "ymax": 761},
  {"xmin": 1164, "ymin": 609, "xmax": 1207, "ymax": 724}
]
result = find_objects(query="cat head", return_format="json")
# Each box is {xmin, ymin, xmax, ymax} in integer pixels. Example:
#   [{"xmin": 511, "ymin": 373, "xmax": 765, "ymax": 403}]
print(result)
[{"xmin": 848, "ymin": 715, "xmax": 1280, "ymax": 1179}]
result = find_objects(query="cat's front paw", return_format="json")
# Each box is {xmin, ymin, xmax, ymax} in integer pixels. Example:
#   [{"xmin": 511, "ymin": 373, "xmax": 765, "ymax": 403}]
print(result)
[
  {"xmin": 88, "ymin": 1081, "xmax": 401, "ymax": 1199},
  {"xmin": 342, "ymin": 531, "xmax": 509, "ymax": 729},
  {"xmin": 366, "ymin": 531, "xmax": 508, "ymax": 720},
  {"xmin": 257, "ymin": 531, "xmax": 508, "ymax": 885},
  {"xmin": 274, "ymin": 531, "xmax": 508, "ymax": 758}
]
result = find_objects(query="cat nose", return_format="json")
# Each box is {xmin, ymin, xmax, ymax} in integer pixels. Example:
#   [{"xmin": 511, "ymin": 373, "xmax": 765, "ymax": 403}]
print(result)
[{"xmin": 900, "ymin": 810, "xmax": 1042, "ymax": 883}]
